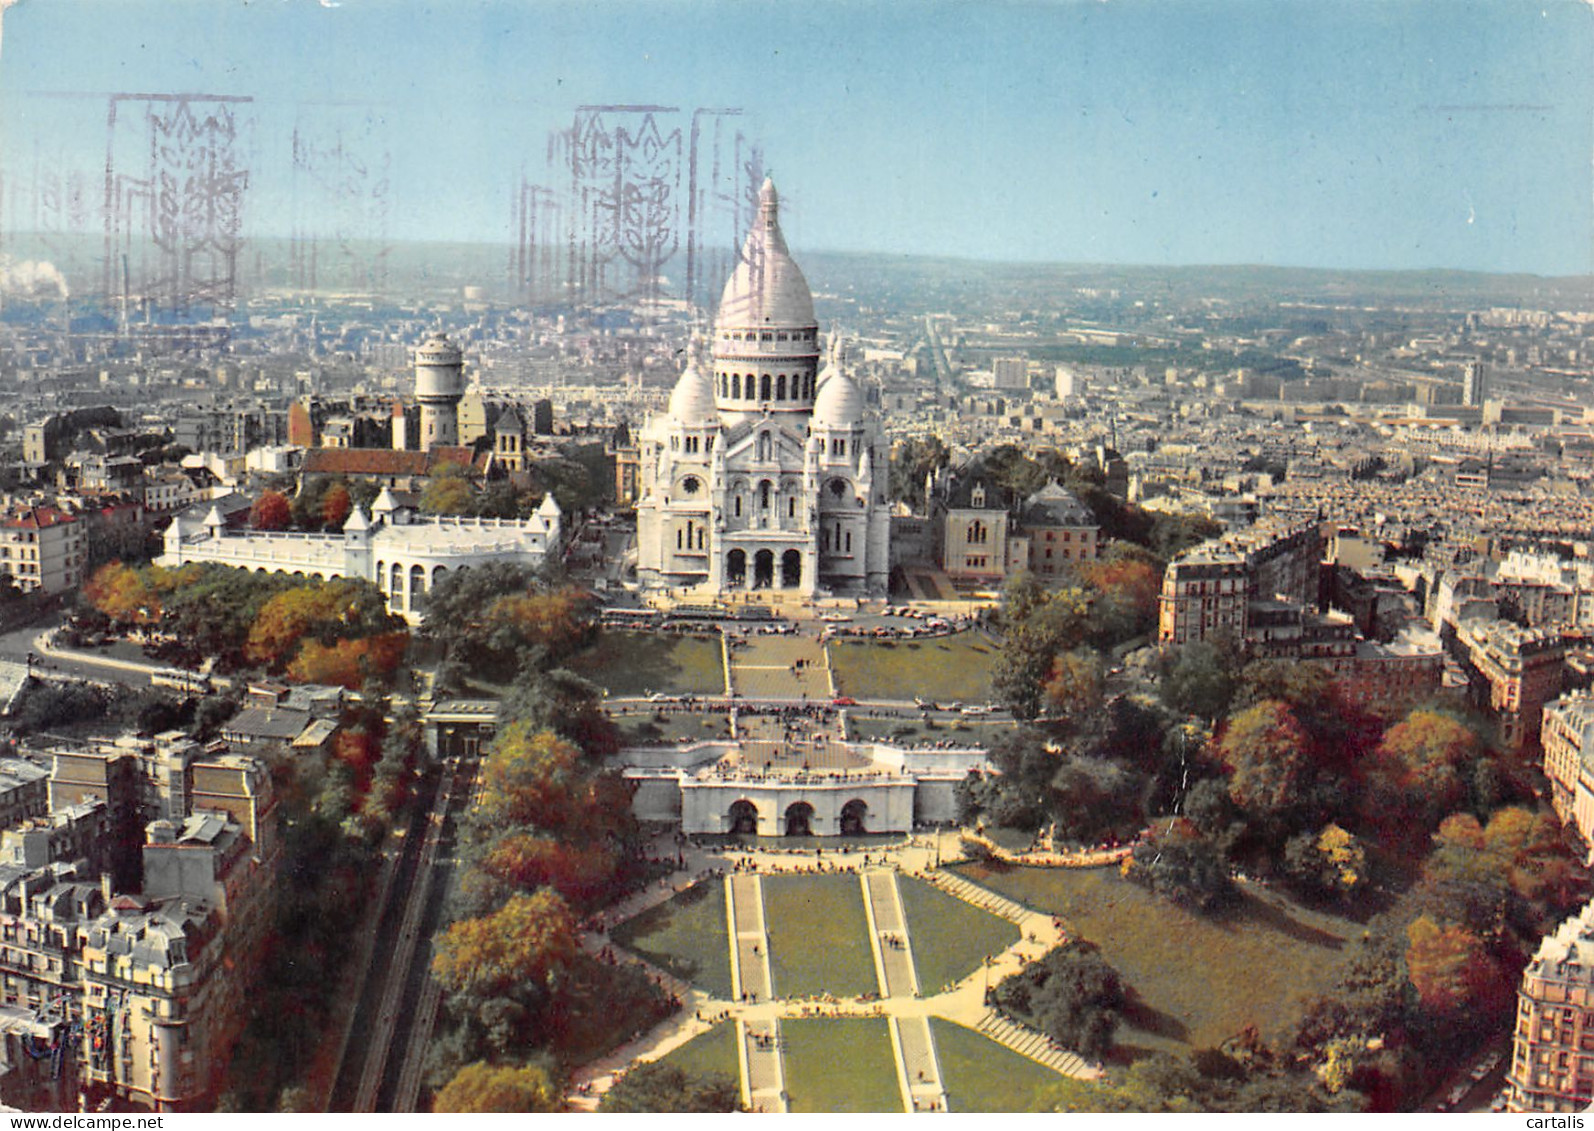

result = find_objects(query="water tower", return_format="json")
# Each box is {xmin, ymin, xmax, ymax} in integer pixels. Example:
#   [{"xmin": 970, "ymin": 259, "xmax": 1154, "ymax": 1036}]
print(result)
[{"xmin": 414, "ymin": 332, "xmax": 464, "ymax": 449}]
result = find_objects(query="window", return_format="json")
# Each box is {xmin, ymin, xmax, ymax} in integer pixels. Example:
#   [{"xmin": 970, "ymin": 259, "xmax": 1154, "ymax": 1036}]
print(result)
[
  {"xmin": 760, "ymin": 374, "xmax": 772, "ymax": 400},
  {"xmin": 760, "ymin": 481, "xmax": 772, "ymax": 509},
  {"xmin": 734, "ymin": 496, "xmax": 742, "ymax": 517},
  {"xmin": 777, "ymin": 374, "xmax": 787, "ymax": 400},
  {"xmin": 681, "ymin": 477, "xmax": 700, "ymax": 495},
  {"xmin": 789, "ymin": 497, "xmax": 797, "ymax": 518},
  {"xmin": 845, "ymin": 531, "xmax": 852, "ymax": 552}
]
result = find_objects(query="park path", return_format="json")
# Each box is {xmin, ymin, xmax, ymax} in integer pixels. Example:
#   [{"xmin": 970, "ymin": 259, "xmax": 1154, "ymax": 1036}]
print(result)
[
  {"xmin": 568, "ymin": 833, "xmax": 1104, "ymax": 1111},
  {"xmin": 738, "ymin": 1017, "xmax": 788, "ymax": 1113},
  {"xmin": 727, "ymin": 873, "xmax": 775, "ymax": 1004},
  {"xmin": 861, "ymin": 869, "xmax": 918, "ymax": 998},
  {"xmin": 891, "ymin": 1015, "xmax": 949, "ymax": 1112}
]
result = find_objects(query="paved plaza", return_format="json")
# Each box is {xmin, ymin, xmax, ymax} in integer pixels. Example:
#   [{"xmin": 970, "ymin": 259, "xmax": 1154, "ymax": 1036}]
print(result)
[{"xmin": 569, "ymin": 832, "xmax": 1102, "ymax": 1112}]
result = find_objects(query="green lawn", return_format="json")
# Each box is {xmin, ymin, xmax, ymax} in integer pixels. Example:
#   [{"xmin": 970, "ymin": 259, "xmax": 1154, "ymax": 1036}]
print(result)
[
  {"xmin": 952, "ymin": 863, "xmax": 1359, "ymax": 1058},
  {"xmin": 781, "ymin": 1018, "xmax": 902, "ymax": 1112},
  {"xmin": 566, "ymin": 630, "xmax": 725, "ymax": 697},
  {"xmin": 930, "ymin": 1018, "xmax": 1064, "ymax": 1112},
  {"xmin": 827, "ymin": 635, "xmax": 998, "ymax": 702},
  {"xmin": 609, "ymin": 881, "xmax": 734, "ymax": 999},
  {"xmin": 899, "ymin": 876, "xmax": 1020, "ymax": 995},
  {"xmin": 763, "ymin": 874, "xmax": 878, "ymax": 998},
  {"xmin": 658, "ymin": 1022, "xmax": 741, "ymax": 1082},
  {"xmin": 614, "ymin": 709, "xmax": 733, "ymax": 746}
]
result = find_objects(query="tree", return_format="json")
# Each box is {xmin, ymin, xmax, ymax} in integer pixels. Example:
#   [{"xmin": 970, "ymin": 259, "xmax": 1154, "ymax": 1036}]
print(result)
[
  {"xmin": 995, "ymin": 587, "xmax": 1093, "ymax": 719},
  {"xmin": 432, "ymin": 889, "xmax": 581, "ymax": 1001},
  {"xmin": 1042, "ymin": 649, "xmax": 1105, "ymax": 723},
  {"xmin": 484, "ymin": 587, "xmax": 593, "ymax": 664},
  {"xmin": 433, "ymin": 1061, "xmax": 560, "ymax": 1113},
  {"xmin": 1160, "ymin": 638, "xmax": 1240, "ymax": 721},
  {"xmin": 1283, "ymin": 823, "xmax": 1369, "ymax": 901},
  {"xmin": 84, "ymin": 562, "xmax": 160, "ymax": 626},
  {"xmin": 1215, "ymin": 700, "xmax": 1313, "ymax": 817},
  {"xmin": 1363, "ymin": 709, "xmax": 1481, "ymax": 835},
  {"xmin": 480, "ymin": 831, "xmax": 620, "ymax": 909},
  {"xmin": 422, "ymin": 463, "xmax": 476, "ymax": 515},
  {"xmin": 1403, "ymin": 915, "xmax": 1512, "ymax": 1024},
  {"xmin": 1123, "ymin": 818, "xmax": 1236, "ymax": 912},
  {"xmin": 1078, "ymin": 552, "xmax": 1162, "ymax": 647},
  {"xmin": 1421, "ymin": 807, "xmax": 1591, "ymax": 931},
  {"xmin": 321, "ymin": 482, "xmax": 352, "ymax": 530},
  {"xmin": 994, "ymin": 940, "xmax": 1126, "ymax": 1060},
  {"xmin": 599, "ymin": 1062, "xmax": 741, "ymax": 1113},
  {"xmin": 286, "ymin": 632, "xmax": 409, "ymax": 689},
  {"xmin": 499, "ymin": 668, "xmax": 620, "ymax": 758},
  {"xmin": 888, "ymin": 434, "xmax": 949, "ymax": 509},
  {"xmin": 1048, "ymin": 756, "xmax": 1143, "ymax": 846},
  {"xmin": 250, "ymin": 490, "xmax": 291, "ymax": 531}
]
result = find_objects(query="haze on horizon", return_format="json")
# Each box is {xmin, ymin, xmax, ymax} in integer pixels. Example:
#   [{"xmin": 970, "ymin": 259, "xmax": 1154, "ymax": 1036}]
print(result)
[{"xmin": 0, "ymin": 0, "xmax": 1590, "ymax": 279}]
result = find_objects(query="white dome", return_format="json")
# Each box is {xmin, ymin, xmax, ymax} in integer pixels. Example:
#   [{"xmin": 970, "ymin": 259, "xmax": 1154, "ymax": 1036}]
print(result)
[
  {"xmin": 667, "ymin": 363, "xmax": 716, "ymax": 424},
  {"xmin": 812, "ymin": 370, "xmax": 864, "ymax": 428},
  {"xmin": 717, "ymin": 180, "xmax": 815, "ymax": 328}
]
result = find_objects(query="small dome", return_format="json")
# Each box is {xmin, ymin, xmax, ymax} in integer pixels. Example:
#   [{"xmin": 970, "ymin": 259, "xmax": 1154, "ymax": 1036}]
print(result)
[
  {"xmin": 667, "ymin": 362, "xmax": 716, "ymax": 424},
  {"xmin": 717, "ymin": 180, "xmax": 816, "ymax": 328},
  {"xmin": 812, "ymin": 370, "xmax": 864, "ymax": 429},
  {"xmin": 416, "ymin": 331, "xmax": 462, "ymax": 363}
]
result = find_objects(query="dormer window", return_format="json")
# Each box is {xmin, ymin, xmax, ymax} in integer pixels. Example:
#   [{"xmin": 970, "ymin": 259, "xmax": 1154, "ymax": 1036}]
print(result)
[{"xmin": 971, "ymin": 484, "xmax": 986, "ymax": 507}]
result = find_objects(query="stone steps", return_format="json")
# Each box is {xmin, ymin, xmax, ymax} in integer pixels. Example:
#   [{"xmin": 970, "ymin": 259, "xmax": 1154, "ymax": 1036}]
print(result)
[{"xmin": 976, "ymin": 1010, "xmax": 1092, "ymax": 1077}]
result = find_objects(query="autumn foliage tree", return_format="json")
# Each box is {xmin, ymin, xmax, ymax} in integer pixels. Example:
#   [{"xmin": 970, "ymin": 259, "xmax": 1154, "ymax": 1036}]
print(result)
[
  {"xmin": 250, "ymin": 490, "xmax": 292, "ymax": 531},
  {"xmin": 1362, "ymin": 710, "xmax": 1483, "ymax": 836},
  {"xmin": 320, "ymin": 482, "xmax": 353, "ymax": 530},
  {"xmin": 1216, "ymin": 700, "xmax": 1313, "ymax": 818},
  {"xmin": 422, "ymin": 462, "xmax": 476, "ymax": 515},
  {"xmin": 432, "ymin": 889, "xmax": 581, "ymax": 1001},
  {"xmin": 433, "ymin": 1061, "xmax": 560, "ymax": 1113},
  {"xmin": 84, "ymin": 562, "xmax": 162, "ymax": 626},
  {"xmin": 1403, "ymin": 915, "xmax": 1513, "ymax": 1024},
  {"xmin": 287, "ymin": 632, "xmax": 409, "ymax": 689}
]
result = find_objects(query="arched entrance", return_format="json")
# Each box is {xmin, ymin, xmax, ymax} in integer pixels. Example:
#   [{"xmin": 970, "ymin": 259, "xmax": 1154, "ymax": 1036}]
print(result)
[
  {"xmin": 754, "ymin": 549, "xmax": 775, "ymax": 589},
  {"xmin": 781, "ymin": 549, "xmax": 801, "ymax": 589},
  {"xmin": 784, "ymin": 801, "xmax": 815, "ymax": 837},
  {"xmin": 727, "ymin": 549, "xmax": 747, "ymax": 587},
  {"xmin": 840, "ymin": 799, "xmax": 869, "ymax": 836},
  {"xmin": 728, "ymin": 799, "xmax": 759, "ymax": 836}
]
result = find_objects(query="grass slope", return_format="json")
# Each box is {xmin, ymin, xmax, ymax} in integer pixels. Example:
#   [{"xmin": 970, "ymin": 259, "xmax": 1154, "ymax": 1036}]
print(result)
[
  {"xmin": 953, "ymin": 863, "xmax": 1359, "ymax": 1058},
  {"xmin": 609, "ymin": 880, "xmax": 734, "ymax": 999},
  {"xmin": 930, "ymin": 1018, "xmax": 1065, "ymax": 1112},
  {"xmin": 781, "ymin": 1017, "xmax": 902, "ymax": 1112},
  {"xmin": 763, "ymin": 873, "xmax": 878, "ymax": 998},
  {"xmin": 567, "ymin": 630, "xmax": 725, "ymax": 697},
  {"xmin": 658, "ymin": 1022, "xmax": 741, "ymax": 1082},
  {"xmin": 827, "ymin": 634, "xmax": 998, "ymax": 703},
  {"xmin": 899, "ymin": 876, "xmax": 1020, "ymax": 995}
]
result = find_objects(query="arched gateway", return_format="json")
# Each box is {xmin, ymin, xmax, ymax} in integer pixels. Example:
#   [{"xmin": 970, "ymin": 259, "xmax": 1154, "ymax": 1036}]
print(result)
[
  {"xmin": 728, "ymin": 799, "xmax": 760, "ymax": 836},
  {"xmin": 784, "ymin": 801, "xmax": 815, "ymax": 837}
]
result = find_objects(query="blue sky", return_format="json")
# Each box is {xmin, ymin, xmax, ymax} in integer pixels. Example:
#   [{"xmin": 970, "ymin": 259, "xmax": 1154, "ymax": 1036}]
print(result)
[{"xmin": 1, "ymin": 0, "xmax": 1590, "ymax": 274}]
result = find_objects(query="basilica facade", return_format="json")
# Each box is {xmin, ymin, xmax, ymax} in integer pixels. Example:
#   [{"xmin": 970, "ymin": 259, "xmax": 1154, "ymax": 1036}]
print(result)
[{"xmin": 635, "ymin": 180, "xmax": 891, "ymax": 597}]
